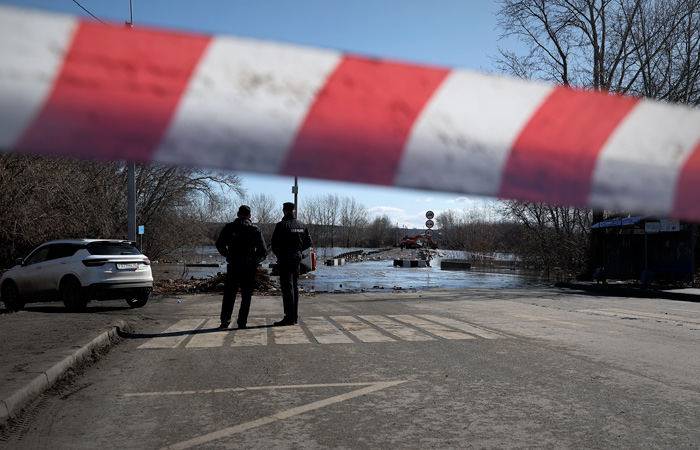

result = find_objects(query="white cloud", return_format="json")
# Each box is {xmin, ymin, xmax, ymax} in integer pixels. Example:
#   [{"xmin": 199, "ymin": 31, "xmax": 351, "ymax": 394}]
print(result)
[
  {"xmin": 415, "ymin": 197, "xmax": 433, "ymax": 203},
  {"xmin": 447, "ymin": 196, "xmax": 473, "ymax": 204},
  {"xmin": 394, "ymin": 210, "xmax": 435, "ymax": 230},
  {"xmin": 367, "ymin": 206, "xmax": 405, "ymax": 215}
]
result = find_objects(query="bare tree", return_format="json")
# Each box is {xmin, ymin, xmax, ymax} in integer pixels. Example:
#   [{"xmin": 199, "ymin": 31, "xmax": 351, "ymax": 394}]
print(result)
[
  {"xmin": 298, "ymin": 194, "xmax": 381, "ymax": 248},
  {"xmin": 299, "ymin": 194, "xmax": 342, "ymax": 247},
  {"xmin": 0, "ymin": 155, "xmax": 125, "ymax": 265},
  {"xmin": 133, "ymin": 166, "xmax": 243, "ymax": 259},
  {"xmin": 246, "ymin": 192, "xmax": 278, "ymax": 243},
  {"xmin": 339, "ymin": 196, "xmax": 369, "ymax": 247},
  {"xmin": 461, "ymin": 203, "xmax": 502, "ymax": 255},
  {"xmin": 500, "ymin": 201, "xmax": 592, "ymax": 273},
  {"xmin": 495, "ymin": 0, "xmax": 700, "ymax": 276},
  {"xmin": 497, "ymin": 0, "xmax": 700, "ymax": 98},
  {"xmin": 365, "ymin": 215, "xmax": 394, "ymax": 248},
  {"xmin": 0, "ymin": 154, "xmax": 243, "ymax": 267},
  {"xmin": 436, "ymin": 209, "xmax": 461, "ymax": 249},
  {"xmin": 322, "ymin": 194, "xmax": 341, "ymax": 248},
  {"xmin": 437, "ymin": 204, "xmax": 509, "ymax": 254},
  {"xmin": 299, "ymin": 195, "xmax": 327, "ymax": 247},
  {"xmin": 631, "ymin": 0, "xmax": 700, "ymax": 104}
]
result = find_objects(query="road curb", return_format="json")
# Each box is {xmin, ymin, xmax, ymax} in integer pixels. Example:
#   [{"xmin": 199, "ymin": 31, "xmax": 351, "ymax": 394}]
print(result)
[
  {"xmin": 555, "ymin": 282, "xmax": 700, "ymax": 302},
  {"xmin": 0, "ymin": 320, "xmax": 129, "ymax": 427}
]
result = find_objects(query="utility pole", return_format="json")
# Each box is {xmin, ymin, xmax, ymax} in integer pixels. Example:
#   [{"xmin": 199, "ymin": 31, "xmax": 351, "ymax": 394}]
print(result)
[
  {"xmin": 126, "ymin": 1, "xmax": 136, "ymax": 242},
  {"xmin": 292, "ymin": 176, "xmax": 299, "ymax": 214},
  {"xmin": 128, "ymin": 163, "xmax": 136, "ymax": 241}
]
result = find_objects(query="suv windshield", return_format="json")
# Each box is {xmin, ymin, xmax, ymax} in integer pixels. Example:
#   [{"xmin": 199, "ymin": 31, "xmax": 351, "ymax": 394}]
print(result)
[{"xmin": 87, "ymin": 242, "xmax": 142, "ymax": 256}]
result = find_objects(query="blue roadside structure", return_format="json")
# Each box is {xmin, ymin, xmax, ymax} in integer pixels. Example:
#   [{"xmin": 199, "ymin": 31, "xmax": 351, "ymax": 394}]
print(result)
[{"xmin": 590, "ymin": 217, "xmax": 695, "ymax": 286}]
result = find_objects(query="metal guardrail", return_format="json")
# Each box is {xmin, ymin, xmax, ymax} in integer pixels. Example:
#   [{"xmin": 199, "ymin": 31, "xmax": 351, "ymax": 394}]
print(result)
[{"xmin": 333, "ymin": 250, "xmax": 364, "ymax": 261}]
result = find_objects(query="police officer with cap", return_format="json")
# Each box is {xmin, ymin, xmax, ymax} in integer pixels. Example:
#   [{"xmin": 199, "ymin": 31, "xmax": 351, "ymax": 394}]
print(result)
[
  {"xmin": 271, "ymin": 202, "xmax": 311, "ymax": 326},
  {"xmin": 216, "ymin": 205, "xmax": 267, "ymax": 329}
]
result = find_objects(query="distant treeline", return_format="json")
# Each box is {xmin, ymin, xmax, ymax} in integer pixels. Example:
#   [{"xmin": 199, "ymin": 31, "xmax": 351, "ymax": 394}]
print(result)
[{"xmin": 1, "ymin": 155, "xmax": 622, "ymax": 279}]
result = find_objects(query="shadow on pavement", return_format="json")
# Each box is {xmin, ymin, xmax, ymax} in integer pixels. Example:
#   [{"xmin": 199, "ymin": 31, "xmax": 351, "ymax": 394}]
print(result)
[
  {"xmin": 20, "ymin": 305, "xmax": 133, "ymax": 314},
  {"xmin": 116, "ymin": 324, "xmax": 275, "ymax": 340}
]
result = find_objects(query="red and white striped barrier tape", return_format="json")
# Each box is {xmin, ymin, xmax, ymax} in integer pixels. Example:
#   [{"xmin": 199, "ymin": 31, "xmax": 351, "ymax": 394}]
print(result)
[{"xmin": 1, "ymin": 6, "xmax": 699, "ymax": 222}]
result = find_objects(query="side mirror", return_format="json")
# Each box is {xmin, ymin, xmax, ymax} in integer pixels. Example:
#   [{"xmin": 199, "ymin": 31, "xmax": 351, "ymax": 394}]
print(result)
[{"xmin": 15, "ymin": 258, "xmax": 24, "ymax": 266}]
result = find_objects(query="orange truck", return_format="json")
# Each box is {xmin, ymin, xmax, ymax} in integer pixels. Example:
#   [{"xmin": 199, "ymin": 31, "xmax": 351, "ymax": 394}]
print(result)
[{"xmin": 400, "ymin": 235, "xmax": 438, "ymax": 249}]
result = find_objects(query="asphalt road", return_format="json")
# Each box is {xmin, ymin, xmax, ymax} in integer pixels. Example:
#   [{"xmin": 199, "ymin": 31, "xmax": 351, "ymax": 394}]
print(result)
[{"xmin": 3, "ymin": 288, "xmax": 700, "ymax": 449}]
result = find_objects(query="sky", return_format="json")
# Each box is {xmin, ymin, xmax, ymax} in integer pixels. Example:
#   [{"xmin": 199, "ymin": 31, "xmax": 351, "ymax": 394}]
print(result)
[{"xmin": 2, "ymin": 0, "xmax": 515, "ymax": 228}]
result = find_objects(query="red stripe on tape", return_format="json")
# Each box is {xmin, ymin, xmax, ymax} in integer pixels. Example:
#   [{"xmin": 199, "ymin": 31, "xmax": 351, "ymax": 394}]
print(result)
[
  {"xmin": 282, "ymin": 56, "xmax": 449, "ymax": 185},
  {"xmin": 18, "ymin": 22, "xmax": 210, "ymax": 162},
  {"xmin": 498, "ymin": 87, "xmax": 638, "ymax": 206},
  {"xmin": 672, "ymin": 141, "xmax": 700, "ymax": 221}
]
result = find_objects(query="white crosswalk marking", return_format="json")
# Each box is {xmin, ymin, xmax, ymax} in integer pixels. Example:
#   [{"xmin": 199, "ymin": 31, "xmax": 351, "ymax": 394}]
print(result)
[
  {"xmin": 272, "ymin": 323, "xmax": 312, "ymax": 345},
  {"xmin": 232, "ymin": 318, "xmax": 268, "ymax": 347},
  {"xmin": 137, "ymin": 315, "xmax": 504, "ymax": 348},
  {"xmin": 330, "ymin": 316, "xmax": 395, "ymax": 343},
  {"xmin": 389, "ymin": 315, "xmax": 474, "ymax": 340},
  {"xmin": 418, "ymin": 315, "xmax": 504, "ymax": 339},
  {"xmin": 186, "ymin": 319, "xmax": 228, "ymax": 348},
  {"xmin": 302, "ymin": 317, "xmax": 354, "ymax": 344},
  {"xmin": 359, "ymin": 315, "xmax": 434, "ymax": 341},
  {"xmin": 137, "ymin": 318, "xmax": 206, "ymax": 349}
]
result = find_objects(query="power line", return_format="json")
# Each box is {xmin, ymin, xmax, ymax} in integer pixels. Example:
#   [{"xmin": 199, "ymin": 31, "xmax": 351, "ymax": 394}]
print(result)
[{"xmin": 72, "ymin": 0, "xmax": 107, "ymax": 25}]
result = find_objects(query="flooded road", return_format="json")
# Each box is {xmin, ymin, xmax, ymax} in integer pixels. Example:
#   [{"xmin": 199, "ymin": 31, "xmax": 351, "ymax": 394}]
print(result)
[
  {"xmin": 297, "ymin": 248, "xmax": 553, "ymax": 293},
  {"xmin": 171, "ymin": 247, "xmax": 556, "ymax": 293}
]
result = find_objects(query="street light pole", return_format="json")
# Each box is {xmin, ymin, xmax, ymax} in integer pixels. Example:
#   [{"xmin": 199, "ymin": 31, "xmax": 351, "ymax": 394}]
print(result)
[
  {"xmin": 126, "ymin": 0, "xmax": 136, "ymax": 242},
  {"xmin": 293, "ymin": 176, "xmax": 299, "ymax": 214},
  {"xmin": 128, "ymin": 162, "xmax": 136, "ymax": 241}
]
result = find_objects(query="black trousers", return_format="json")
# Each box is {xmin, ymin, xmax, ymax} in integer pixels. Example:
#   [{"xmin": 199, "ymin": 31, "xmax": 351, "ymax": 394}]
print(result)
[
  {"xmin": 278, "ymin": 257, "xmax": 301, "ymax": 322},
  {"xmin": 219, "ymin": 259, "xmax": 256, "ymax": 326}
]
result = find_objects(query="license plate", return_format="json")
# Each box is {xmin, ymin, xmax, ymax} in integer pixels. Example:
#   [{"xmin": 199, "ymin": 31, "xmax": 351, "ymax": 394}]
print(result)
[{"xmin": 117, "ymin": 263, "xmax": 138, "ymax": 270}]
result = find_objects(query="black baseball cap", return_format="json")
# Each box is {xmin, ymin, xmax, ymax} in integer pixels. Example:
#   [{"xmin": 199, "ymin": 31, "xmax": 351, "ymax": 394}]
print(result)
[{"xmin": 283, "ymin": 202, "xmax": 295, "ymax": 211}]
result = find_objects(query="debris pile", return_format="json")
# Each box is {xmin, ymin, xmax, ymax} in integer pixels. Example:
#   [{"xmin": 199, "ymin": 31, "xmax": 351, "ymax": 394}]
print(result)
[{"xmin": 154, "ymin": 266, "xmax": 278, "ymax": 295}]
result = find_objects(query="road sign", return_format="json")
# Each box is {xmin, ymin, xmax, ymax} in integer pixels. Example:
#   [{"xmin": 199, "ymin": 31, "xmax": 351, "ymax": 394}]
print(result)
[
  {"xmin": 645, "ymin": 222, "xmax": 660, "ymax": 233},
  {"xmin": 425, "ymin": 229, "xmax": 434, "ymax": 237},
  {"xmin": 425, "ymin": 219, "xmax": 434, "ymax": 229},
  {"xmin": 660, "ymin": 219, "xmax": 680, "ymax": 232},
  {"xmin": 426, "ymin": 211, "xmax": 434, "ymax": 220}
]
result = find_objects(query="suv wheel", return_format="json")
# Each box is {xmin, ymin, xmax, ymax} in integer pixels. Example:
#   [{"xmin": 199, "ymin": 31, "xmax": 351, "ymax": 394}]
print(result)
[
  {"xmin": 61, "ymin": 278, "xmax": 87, "ymax": 312},
  {"xmin": 2, "ymin": 281, "xmax": 25, "ymax": 312},
  {"xmin": 125, "ymin": 288, "xmax": 149, "ymax": 308}
]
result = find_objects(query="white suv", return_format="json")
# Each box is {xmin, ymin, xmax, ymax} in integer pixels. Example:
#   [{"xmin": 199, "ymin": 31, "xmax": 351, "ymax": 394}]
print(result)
[{"xmin": 1, "ymin": 239, "xmax": 153, "ymax": 312}]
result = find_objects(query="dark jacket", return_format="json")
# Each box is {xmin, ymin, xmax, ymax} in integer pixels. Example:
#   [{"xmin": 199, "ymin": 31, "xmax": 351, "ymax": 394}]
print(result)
[
  {"xmin": 216, "ymin": 218, "xmax": 267, "ymax": 263},
  {"xmin": 271, "ymin": 213, "xmax": 312, "ymax": 261}
]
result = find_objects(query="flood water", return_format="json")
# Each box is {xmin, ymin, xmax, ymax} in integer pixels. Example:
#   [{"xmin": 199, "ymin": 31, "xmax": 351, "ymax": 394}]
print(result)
[
  {"xmin": 175, "ymin": 247, "xmax": 557, "ymax": 293},
  {"xmin": 298, "ymin": 248, "xmax": 556, "ymax": 293}
]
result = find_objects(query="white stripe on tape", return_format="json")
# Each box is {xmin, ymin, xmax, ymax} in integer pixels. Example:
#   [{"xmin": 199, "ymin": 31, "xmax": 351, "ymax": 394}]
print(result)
[
  {"xmin": 590, "ymin": 100, "xmax": 700, "ymax": 215},
  {"xmin": 0, "ymin": 7, "xmax": 78, "ymax": 149},
  {"xmin": 154, "ymin": 36, "xmax": 342, "ymax": 173},
  {"xmin": 396, "ymin": 70, "xmax": 553, "ymax": 196}
]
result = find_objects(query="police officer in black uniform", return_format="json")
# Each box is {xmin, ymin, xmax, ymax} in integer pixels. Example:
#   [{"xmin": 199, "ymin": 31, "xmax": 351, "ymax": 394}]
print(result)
[
  {"xmin": 216, "ymin": 205, "xmax": 267, "ymax": 329},
  {"xmin": 271, "ymin": 202, "xmax": 311, "ymax": 326}
]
